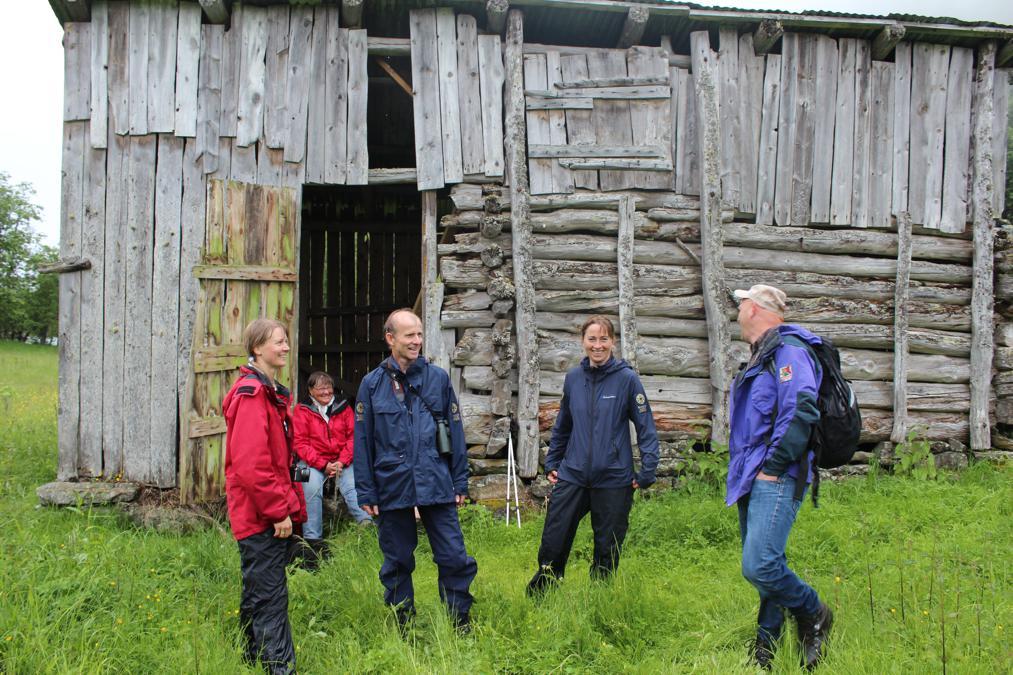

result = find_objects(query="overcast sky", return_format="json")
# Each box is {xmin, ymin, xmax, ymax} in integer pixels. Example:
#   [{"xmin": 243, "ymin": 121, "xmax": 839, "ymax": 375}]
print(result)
[{"xmin": 2, "ymin": 1, "xmax": 1011, "ymax": 247}]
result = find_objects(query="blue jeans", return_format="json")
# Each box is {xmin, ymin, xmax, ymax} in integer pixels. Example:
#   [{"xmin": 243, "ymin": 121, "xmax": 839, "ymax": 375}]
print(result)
[
  {"xmin": 304, "ymin": 466, "xmax": 374, "ymax": 538},
  {"xmin": 737, "ymin": 474, "xmax": 821, "ymax": 642}
]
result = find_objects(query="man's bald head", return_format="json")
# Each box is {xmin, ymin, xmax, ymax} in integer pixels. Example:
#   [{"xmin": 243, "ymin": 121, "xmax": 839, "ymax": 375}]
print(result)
[{"xmin": 384, "ymin": 308, "xmax": 422, "ymax": 337}]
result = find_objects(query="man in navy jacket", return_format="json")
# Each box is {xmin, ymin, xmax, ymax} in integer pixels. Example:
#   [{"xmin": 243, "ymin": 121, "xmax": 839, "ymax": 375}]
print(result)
[
  {"xmin": 729, "ymin": 285, "xmax": 833, "ymax": 670},
  {"xmin": 354, "ymin": 309, "xmax": 477, "ymax": 632}
]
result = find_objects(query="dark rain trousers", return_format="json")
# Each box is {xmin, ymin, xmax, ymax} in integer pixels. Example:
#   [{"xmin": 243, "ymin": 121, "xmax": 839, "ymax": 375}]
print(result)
[
  {"xmin": 529, "ymin": 480, "xmax": 634, "ymax": 589},
  {"xmin": 377, "ymin": 503, "xmax": 477, "ymax": 620},
  {"xmin": 238, "ymin": 529, "xmax": 296, "ymax": 675}
]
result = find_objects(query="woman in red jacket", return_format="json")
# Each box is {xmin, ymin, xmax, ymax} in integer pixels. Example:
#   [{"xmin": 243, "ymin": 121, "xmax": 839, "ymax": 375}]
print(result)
[{"xmin": 223, "ymin": 318, "xmax": 305, "ymax": 675}]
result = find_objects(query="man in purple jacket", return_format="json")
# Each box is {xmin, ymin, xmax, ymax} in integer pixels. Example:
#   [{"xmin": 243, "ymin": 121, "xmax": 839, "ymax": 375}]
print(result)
[{"xmin": 728, "ymin": 284, "xmax": 833, "ymax": 670}]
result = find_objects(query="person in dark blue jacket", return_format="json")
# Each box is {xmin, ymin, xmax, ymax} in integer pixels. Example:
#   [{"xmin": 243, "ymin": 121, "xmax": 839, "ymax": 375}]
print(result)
[
  {"xmin": 728, "ymin": 284, "xmax": 833, "ymax": 670},
  {"xmin": 527, "ymin": 315, "xmax": 659, "ymax": 595},
  {"xmin": 353, "ymin": 308, "xmax": 477, "ymax": 633}
]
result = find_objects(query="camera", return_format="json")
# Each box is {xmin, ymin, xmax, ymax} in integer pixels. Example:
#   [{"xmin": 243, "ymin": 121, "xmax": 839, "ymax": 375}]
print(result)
[
  {"xmin": 435, "ymin": 418, "xmax": 452, "ymax": 457},
  {"xmin": 290, "ymin": 460, "xmax": 311, "ymax": 482}
]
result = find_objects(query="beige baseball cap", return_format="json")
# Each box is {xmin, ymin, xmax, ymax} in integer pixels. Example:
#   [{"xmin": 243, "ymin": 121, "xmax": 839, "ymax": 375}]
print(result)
[{"xmin": 733, "ymin": 284, "xmax": 787, "ymax": 316}]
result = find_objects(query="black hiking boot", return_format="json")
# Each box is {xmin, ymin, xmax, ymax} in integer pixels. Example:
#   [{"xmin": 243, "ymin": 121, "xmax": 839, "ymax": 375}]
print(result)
[
  {"xmin": 526, "ymin": 565, "xmax": 560, "ymax": 598},
  {"xmin": 751, "ymin": 634, "xmax": 776, "ymax": 670},
  {"xmin": 797, "ymin": 602, "xmax": 834, "ymax": 670},
  {"xmin": 453, "ymin": 611, "xmax": 472, "ymax": 635},
  {"xmin": 395, "ymin": 605, "xmax": 416, "ymax": 638}
]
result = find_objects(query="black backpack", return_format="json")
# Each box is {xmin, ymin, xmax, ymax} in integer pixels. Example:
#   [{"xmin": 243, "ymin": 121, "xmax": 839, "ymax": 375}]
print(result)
[{"xmin": 779, "ymin": 336, "xmax": 862, "ymax": 506}]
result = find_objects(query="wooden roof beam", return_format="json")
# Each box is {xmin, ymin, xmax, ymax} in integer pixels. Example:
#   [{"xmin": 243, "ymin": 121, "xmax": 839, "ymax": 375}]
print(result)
[
  {"xmin": 199, "ymin": 0, "xmax": 230, "ymax": 25},
  {"xmin": 872, "ymin": 23, "xmax": 906, "ymax": 60},
  {"xmin": 486, "ymin": 0, "xmax": 509, "ymax": 34},
  {"xmin": 998, "ymin": 40, "xmax": 1013, "ymax": 68},
  {"xmin": 341, "ymin": 0, "xmax": 364, "ymax": 29},
  {"xmin": 616, "ymin": 6, "xmax": 649, "ymax": 48},
  {"xmin": 752, "ymin": 18, "xmax": 782, "ymax": 55}
]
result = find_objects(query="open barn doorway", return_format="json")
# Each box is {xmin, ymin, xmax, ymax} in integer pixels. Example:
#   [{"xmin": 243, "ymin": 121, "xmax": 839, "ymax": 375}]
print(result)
[{"xmin": 297, "ymin": 185, "xmax": 422, "ymax": 402}]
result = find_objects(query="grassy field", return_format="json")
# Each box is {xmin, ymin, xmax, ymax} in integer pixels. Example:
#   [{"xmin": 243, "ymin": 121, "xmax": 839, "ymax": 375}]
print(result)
[{"xmin": 0, "ymin": 339, "xmax": 1009, "ymax": 674}]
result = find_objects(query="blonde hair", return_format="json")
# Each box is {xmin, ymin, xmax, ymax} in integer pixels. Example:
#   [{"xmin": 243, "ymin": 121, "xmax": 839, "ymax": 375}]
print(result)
[
  {"xmin": 580, "ymin": 315, "xmax": 615, "ymax": 339},
  {"xmin": 243, "ymin": 318, "xmax": 287, "ymax": 358}
]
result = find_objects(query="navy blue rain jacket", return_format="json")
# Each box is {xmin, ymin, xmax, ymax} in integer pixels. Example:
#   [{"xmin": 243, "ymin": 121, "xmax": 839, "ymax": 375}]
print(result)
[
  {"xmin": 725, "ymin": 325, "xmax": 822, "ymax": 506},
  {"xmin": 353, "ymin": 356, "xmax": 468, "ymax": 510},
  {"xmin": 545, "ymin": 356, "xmax": 660, "ymax": 488}
]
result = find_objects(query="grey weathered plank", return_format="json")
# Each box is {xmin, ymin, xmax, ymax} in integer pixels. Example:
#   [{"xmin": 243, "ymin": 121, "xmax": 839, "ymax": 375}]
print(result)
[
  {"xmin": 436, "ymin": 8, "xmax": 464, "ymax": 184},
  {"xmin": 218, "ymin": 3, "xmax": 241, "ymax": 137},
  {"xmin": 478, "ymin": 34, "xmax": 505, "ymax": 177},
  {"xmin": 122, "ymin": 135, "xmax": 156, "ymax": 482},
  {"xmin": 558, "ymin": 159, "xmax": 672, "ymax": 171},
  {"xmin": 57, "ymin": 122, "xmax": 85, "ymax": 480},
  {"xmin": 667, "ymin": 64, "xmax": 680, "ymax": 191},
  {"xmin": 410, "ymin": 9, "xmax": 445, "ymax": 190},
  {"xmin": 323, "ymin": 20, "xmax": 349, "ymax": 184},
  {"xmin": 102, "ymin": 131, "xmax": 128, "ymax": 476},
  {"xmin": 754, "ymin": 54, "xmax": 781, "ymax": 225},
  {"xmin": 230, "ymin": 137, "xmax": 258, "ymax": 183},
  {"xmin": 718, "ymin": 27, "xmax": 740, "ymax": 207},
  {"xmin": 177, "ymin": 138, "xmax": 207, "ymax": 480},
  {"xmin": 546, "ymin": 51, "xmax": 575, "ymax": 192},
  {"xmin": 64, "ymin": 22, "xmax": 91, "ymax": 122},
  {"xmin": 524, "ymin": 53, "xmax": 554, "ymax": 194},
  {"xmin": 236, "ymin": 5, "xmax": 268, "ymax": 147},
  {"xmin": 346, "ymin": 29, "xmax": 369, "ymax": 185},
  {"xmin": 830, "ymin": 38, "xmax": 856, "ymax": 225},
  {"xmin": 737, "ymin": 33, "xmax": 765, "ymax": 214},
  {"xmin": 107, "ymin": 1, "xmax": 129, "ymax": 136},
  {"xmin": 909, "ymin": 43, "xmax": 950, "ymax": 228},
  {"xmin": 892, "ymin": 42, "xmax": 912, "ymax": 216},
  {"xmin": 851, "ymin": 39, "xmax": 873, "ymax": 228},
  {"xmin": 257, "ymin": 144, "xmax": 285, "ymax": 186},
  {"xmin": 529, "ymin": 144, "xmax": 666, "ymax": 158},
  {"xmin": 560, "ymin": 54, "xmax": 598, "ymax": 190},
  {"xmin": 457, "ymin": 14, "xmax": 485, "ymax": 176},
  {"xmin": 869, "ymin": 61, "xmax": 895, "ymax": 230},
  {"xmin": 284, "ymin": 7, "xmax": 313, "ymax": 163},
  {"xmin": 627, "ymin": 46, "xmax": 671, "ymax": 189},
  {"xmin": 674, "ymin": 67, "xmax": 700, "ymax": 196},
  {"xmin": 146, "ymin": 3, "xmax": 178, "ymax": 133},
  {"xmin": 617, "ymin": 195, "xmax": 638, "ymax": 367},
  {"xmin": 78, "ymin": 139, "xmax": 106, "ymax": 476},
  {"xmin": 174, "ymin": 1, "xmax": 201, "ymax": 138},
  {"xmin": 891, "ymin": 210, "xmax": 912, "ymax": 443},
  {"xmin": 89, "ymin": 2, "xmax": 108, "ymax": 147},
  {"xmin": 991, "ymin": 69, "xmax": 1010, "ymax": 215},
  {"xmin": 587, "ymin": 50, "xmax": 635, "ymax": 191},
  {"xmin": 809, "ymin": 35, "xmax": 838, "ymax": 223},
  {"xmin": 303, "ymin": 6, "xmax": 329, "ymax": 183},
  {"xmin": 525, "ymin": 96, "xmax": 594, "ymax": 110},
  {"xmin": 525, "ymin": 85, "xmax": 671, "ymax": 99},
  {"xmin": 556, "ymin": 75, "xmax": 669, "ymax": 88},
  {"xmin": 263, "ymin": 4, "xmax": 290, "ymax": 149},
  {"xmin": 127, "ymin": 3, "xmax": 149, "ymax": 134},
  {"xmin": 197, "ymin": 25, "xmax": 223, "ymax": 175},
  {"xmin": 151, "ymin": 135, "xmax": 184, "ymax": 486},
  {"xmin": 346, "ymin": 29, "xmax": 370, "ymax": 184},
  {"xmin": 789, "ymin": 35, "xmax": 817, "ymax": 227},
  {"xmin": 941, "ymin": 46, "xmax": 973, "ymax": 233},
  {"xmin": 773, "ymin": 32, "xmax": 798, "ymax": 226}
]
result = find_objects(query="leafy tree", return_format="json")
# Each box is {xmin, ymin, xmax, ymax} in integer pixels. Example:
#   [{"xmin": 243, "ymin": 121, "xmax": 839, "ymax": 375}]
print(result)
[{"xmin": 0, "ymin": 172, "xmax": 53, "ymax": 342}]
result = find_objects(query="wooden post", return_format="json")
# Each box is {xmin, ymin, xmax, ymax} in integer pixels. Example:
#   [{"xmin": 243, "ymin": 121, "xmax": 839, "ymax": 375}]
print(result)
[
  {"xmin": 616, "ymin": 6, "xmax": 649, "ymax": 49},
  {"xmin": 752, "ymin": 19, "xmax": 782, "ymax": 55},
  {"xmin": 486, "ymin": 0, "xmax": 508, "ymax": 34},
  {"xmin": 871, "ymin": 23, "xmax": 905, "ymax": 60},
  {"xmin": 617, "ymin": 195, "xmax": 638, "ymax": 368},
  {"xmin": 199, "ymin": 0, "xmax": 229, "ymax": 24},
  {"xmin": 341, "ymin": 0, "xmax": 364, "ymax": 29},
  {"xmin": 969, "ymin": 41, "xmax": 996, "ymax": 450},
  {"xmin": 890, "ymin": 212, "xmax": 912, "ymax": 444},
  {"xmin": 690, "ymin": 31, "xmax": 732, "ymax": 447},
  {"xmin": 505, "ymin": 10, "xmax": 539, "ymax": 478},
  {"xmin": 422, "ymin": 191, "xmax": 445, "ymax": 368}
]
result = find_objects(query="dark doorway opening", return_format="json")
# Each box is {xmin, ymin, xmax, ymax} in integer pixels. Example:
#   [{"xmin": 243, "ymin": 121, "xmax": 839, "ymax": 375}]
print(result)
[{"xmin": 298, "ymin": 185, "xmax": 422, "ymax": 401}]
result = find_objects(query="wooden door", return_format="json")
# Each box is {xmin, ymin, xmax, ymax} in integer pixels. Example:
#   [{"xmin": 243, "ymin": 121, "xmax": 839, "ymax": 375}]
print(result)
[{"xmin": 179, "ymin": 179, "xmax": 299, "ymax": 503}]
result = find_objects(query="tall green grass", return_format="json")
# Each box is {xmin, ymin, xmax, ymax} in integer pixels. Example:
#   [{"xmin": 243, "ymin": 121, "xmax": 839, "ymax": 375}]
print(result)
[{"xmin": 0, "ymin": 340, "xmax": 1009, "ymax": 673}]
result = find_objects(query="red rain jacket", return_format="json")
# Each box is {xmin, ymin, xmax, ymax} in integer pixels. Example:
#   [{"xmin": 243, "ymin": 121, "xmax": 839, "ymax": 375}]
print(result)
[
  {"xmin": 223, "ymin": 366, "xmax": 306, "ymax": 541},
  {"xmin": 291, "ymin": 398, "xmax": 355, "ymax": 471}
]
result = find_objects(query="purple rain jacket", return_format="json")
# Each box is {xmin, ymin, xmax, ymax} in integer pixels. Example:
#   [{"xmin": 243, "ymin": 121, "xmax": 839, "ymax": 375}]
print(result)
[{"xmin": 725, "ymin": 325, "xmax": 823, "ymax": 506}]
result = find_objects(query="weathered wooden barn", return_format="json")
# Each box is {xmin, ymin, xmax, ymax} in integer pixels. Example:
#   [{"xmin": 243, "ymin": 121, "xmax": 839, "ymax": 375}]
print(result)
[{"xmin": 48, "ymin": 0, "xmax": 1012, "ymax": 503}]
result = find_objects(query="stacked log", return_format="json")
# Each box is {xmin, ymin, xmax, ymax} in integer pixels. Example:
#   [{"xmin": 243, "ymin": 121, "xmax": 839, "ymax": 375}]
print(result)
[{"xmin": 441, "ymin": 182, "xmax": 992, "ymax": 493}]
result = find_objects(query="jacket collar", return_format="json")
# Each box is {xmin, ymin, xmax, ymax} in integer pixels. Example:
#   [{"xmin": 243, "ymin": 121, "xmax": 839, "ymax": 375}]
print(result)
[
  {"xmin": 239, "ymin": 365, "xmax": 290, "ymax": 405},
  {"xmin": 383, "ymin": 354, "xmax": 428, "ymax": 379}
]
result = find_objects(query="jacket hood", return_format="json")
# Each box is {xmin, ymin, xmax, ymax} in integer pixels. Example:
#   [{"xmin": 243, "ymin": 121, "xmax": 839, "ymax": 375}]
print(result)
[
  {"xmin": 777, "ymin": 324, "xmax": 822, "ymax": 347},
  {"xmin": 579, "ymin": 355, "xmax": 631, "ymax": 376}
]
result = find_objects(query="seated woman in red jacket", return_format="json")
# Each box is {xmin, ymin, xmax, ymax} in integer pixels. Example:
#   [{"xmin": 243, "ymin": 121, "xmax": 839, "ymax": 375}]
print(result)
[
  {"xmin": 292, "ymin": 372, "xmax": 373, "ymax": 552},
  {"xmin": 223, "ymin": 318, "xmax": 306, "ymax": 675}
]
